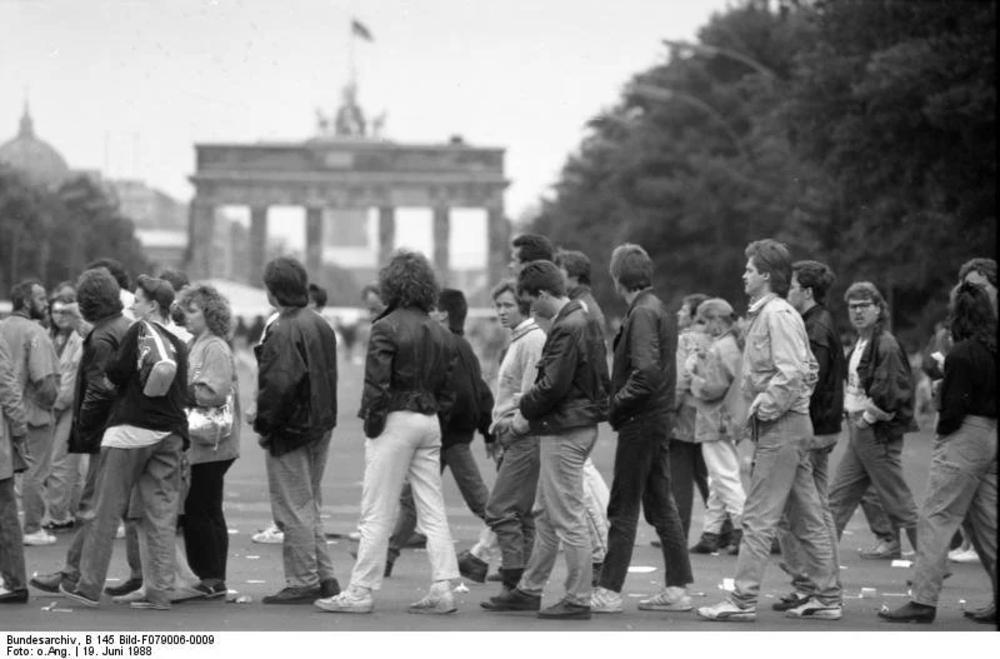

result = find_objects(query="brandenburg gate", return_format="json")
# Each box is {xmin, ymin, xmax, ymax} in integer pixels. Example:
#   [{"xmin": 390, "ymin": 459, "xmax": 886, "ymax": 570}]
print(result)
[{"xmin": 185, "ymin": 85, "xmax": 510, "ymax": 289}]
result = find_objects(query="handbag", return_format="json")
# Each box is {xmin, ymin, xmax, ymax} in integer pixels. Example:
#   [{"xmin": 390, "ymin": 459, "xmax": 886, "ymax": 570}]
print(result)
[{"xmin": 187, "ymin": 396, "xmax": 234, "ymax": 449}]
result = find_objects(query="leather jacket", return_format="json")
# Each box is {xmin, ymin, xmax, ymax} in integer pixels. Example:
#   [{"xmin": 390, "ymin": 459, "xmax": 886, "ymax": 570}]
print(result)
[
  {"xmin": 609, "ymin": 289, "xmax": 675, "ymax": 430},
  {"xmin": 849, "ymin": 324, "xmax": 918, "ymax": 441},
  {"xmin": 801, "ymin": 304, "xmax": 845, "ymax": 436},
  {"xmin": 254, "ymin": 307, "xmax": 338, "ymax": 456},
  {"xmin": 359, "ymin": 306, "xmax": 456, "ymax": 439},
  {"xmin": 69, "ymin": 312, "xmax": 131, "ymax": 454},
  {"xmin": 520, "ymin": 299, "xmax": 609, "ymax": 434}
]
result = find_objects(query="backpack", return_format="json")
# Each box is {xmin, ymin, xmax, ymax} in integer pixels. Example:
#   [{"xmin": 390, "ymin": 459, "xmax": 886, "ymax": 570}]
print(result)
[{"xmin": 136, "ymin": 321, "xmax": 178, "ymax": 397}]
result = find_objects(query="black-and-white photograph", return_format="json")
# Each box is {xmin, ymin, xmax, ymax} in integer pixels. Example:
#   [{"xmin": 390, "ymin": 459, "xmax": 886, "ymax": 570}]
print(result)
[{"xmin": 0, "ymin": 0, "xmax": 995, "ymax": 649}]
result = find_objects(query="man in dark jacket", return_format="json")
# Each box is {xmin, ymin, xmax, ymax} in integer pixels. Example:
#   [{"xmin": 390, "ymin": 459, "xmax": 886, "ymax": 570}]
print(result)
[
  {"xmin": 385, "ymin": 288, "xmax": 495, "ymax": 579},
  {"xmin": 773, "ymin": 260, "xmax": 847, "ymax": 611},
  {"xmin": 253, "ymin": 257, "xmax": 341, "ymax": 604},
  {"xmin": 60, "ymin": 275, "xmax": 189, "ymax": 611},
  {"xmin": 30, "ymin": 268, "xmax": 132, "ymax": 596},
  {"xmin": 486, "ymin": 260, "xmax": 609, "ymax": 620},
  {"xmin": 590, "ymin": 244, "xmax": 695, "ymax": 614}
]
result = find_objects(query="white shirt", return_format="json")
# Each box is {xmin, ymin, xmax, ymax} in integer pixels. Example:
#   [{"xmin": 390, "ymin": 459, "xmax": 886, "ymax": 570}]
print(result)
[{"xmin": 844, "ymin": 338, "xmax": 874, "ymax": 413}]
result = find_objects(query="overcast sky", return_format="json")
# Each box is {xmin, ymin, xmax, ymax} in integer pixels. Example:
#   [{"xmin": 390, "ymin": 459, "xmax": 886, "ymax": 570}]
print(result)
[{"xmin": 1, "ymin": 0, "xmax": 730, "ymax": 261}]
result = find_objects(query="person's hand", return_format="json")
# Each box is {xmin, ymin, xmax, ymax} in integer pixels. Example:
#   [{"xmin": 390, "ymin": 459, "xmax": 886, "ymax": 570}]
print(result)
[
  {"xmin": 511, "ymin": 415, "xmax": 530, "ymax": 436},
  {"xmin": 486, "ymin": 441, "xmax": 502, "ymax": 463}
]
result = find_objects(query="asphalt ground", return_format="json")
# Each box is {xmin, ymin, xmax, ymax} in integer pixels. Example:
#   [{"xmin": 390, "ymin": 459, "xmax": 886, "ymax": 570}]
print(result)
[{"xmin": 4, "ymin": 354, "xmax": 996, "ymax": 637}]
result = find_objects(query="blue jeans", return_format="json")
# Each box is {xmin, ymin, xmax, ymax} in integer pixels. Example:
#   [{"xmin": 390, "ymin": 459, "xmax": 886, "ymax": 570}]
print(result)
[
  {"xmin": 731, "ymin": 413, "xmax": 840, "ymax": 608},
  {"xmin": 265, "ymin": 431, "xmax": 335, "ymax": 589},
  {"xmin": 388, "ymin": 441, "xmax": 489, "ymax": 560},
  {"xmin": 829, "ymin": 420, "xmax": 919, "ymax": 539},
  {"xmin": 601, "ymin": 417, "xmax": 692, "ymax": 592},
  {"xmin": 76, "ymin": 434, "xmax": 184, "ymax": 607},
  {"xmin": 912, "ymin": 416, "xmax": 997, "ymax": 606},
  {"xmin": 519, "ymin": 426, "xmax": 597, "ymax": 606},
  {"xmin": 0, "ymin": 477, "xmax": 26, "ymax": 590},
  {"xmin": 485, "ymin": 433, "xmax": 539, "ymax": 570}
]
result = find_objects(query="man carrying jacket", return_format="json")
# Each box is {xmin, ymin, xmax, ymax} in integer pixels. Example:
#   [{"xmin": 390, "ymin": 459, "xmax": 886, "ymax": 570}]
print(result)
[
  {"xmin": 590, "ymin": 244, "xmax": 694, "ymax": 614},
  {"xmin": 485, "ymin": 260, "xmax": 610, "ymax": 620},
  {"xmin": 254, "ymin": 257, "xmax": 341, "ymax": 604}
]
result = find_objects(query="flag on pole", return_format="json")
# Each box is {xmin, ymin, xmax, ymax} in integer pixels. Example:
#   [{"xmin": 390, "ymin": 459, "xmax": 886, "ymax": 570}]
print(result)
[{"xmin": 351, "ymin": 18, "xmax": 373, "ymax": 41}]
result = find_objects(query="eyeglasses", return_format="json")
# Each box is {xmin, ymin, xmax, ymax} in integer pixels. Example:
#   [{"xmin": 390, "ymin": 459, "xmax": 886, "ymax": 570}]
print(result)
[{"xmin": 848, "ymin": 301, "xmax": 875, "ymax": 312}]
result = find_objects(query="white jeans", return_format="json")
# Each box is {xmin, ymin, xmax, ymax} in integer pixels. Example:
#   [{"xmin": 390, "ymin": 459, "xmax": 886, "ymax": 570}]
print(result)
[
  {"xmin": 350, "ymin": 411, "xmax": 459, "ymax": 591},
  {"xmin": 701, "ymin": 439, "xmax": 746, "ymax": 534},
  {"xmin": 583, "ymin": 458, "xmax": 610, "ymax": 562}
]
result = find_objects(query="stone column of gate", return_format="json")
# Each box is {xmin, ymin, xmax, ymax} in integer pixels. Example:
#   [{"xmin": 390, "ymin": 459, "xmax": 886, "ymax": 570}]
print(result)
[
  {"xmin": 377, "ymin": 206, "xmax": 396, "ymax": 267},
  {"xmin": 305, "ymin": 207, "xmax": 324, "ymax": 277},
  {"xmin": 248, "ymin": 205, "xmax": 269, "ymax": 287},
  {"xmin": 432, "ymin": 205, "xmax": 451, "ymax": 285},
  {"xmin": 486, "ymin": 203, "xmax": 510, "ymax": 287},
  {"xmin": 187, "ymin": 198, "xmax": 216, "ymax": 280}
]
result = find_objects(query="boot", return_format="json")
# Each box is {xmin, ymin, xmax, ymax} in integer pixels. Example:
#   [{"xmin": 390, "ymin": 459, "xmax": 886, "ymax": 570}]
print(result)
[{"xmin": 690, "ymin": 532, "xmax": 721, "ymax": 554}]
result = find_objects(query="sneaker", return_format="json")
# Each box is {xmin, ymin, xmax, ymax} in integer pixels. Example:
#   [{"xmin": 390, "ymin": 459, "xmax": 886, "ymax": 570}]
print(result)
[
  {"xmin": 538, "ymin": 598, "xmax": 591, "ymax": 620},
  {"xmin": 457, "ymin": 550, "xmax": 488, "ymax": 583},
  {"xmin": 638, "ymin": 586, "xmax": 693, "ymax": 612},
  {"xmin": 115, "ymin": 524, "xmax": 126, "ymax": 540},
  {"xmin": 59, "ymin": 583, "xmax": 100, "ymax": 608},
  {"xmin": 314, "ymin": 586, "xmax": 374, "ymax": 614},
  {"xmin": 480, "ymin": 587, "xmax": 541, "ymax": 612},
  {"xmin": 251, "ymin": 525, "xmax": 284, "ymax": 545},
  {"xmin": 30, "ymin": 572, "xmax": 74, "ymax": 594},
  {"xmin": 948, "ymin": 547, "xmax": 981, "ymax": 564},
  {"xmin": 23, "ymin": 530, "xmax": 57, "ymax": 546},
  {"xmin": 696, "ymin": 600, "xmax": 756, "ymax": 622},
  {"xmin": 590, "ymin": 586, "xmax": 623, "ymax": 614},
  {"xmin": 112, "ymin": 588, "xmax": 147, "ymax": 604},
  {"xmin": 408, "ymin": 584, "xmax": 457, "ymax": 615},
  {"xmin": 878, "ymin": 601, "xmax": 936, "ymax": 624},
  {"xmin": 130, "ymin": 599, "xmax": 170, "ymax": 611},
  {"xmin": 771, "ymin": 591, "xmax": 812, "ymax": 612},
  {"xmin": 784, "ymin": 597, "xmax": 843, "ymax": 620},
  {"xmin": 194, "ymin": 581, "xmax": 228, "ymax": 599},
  {"xmin": 43, "ymin": 520, "xmax": 75, "ymax": 533},
  {"xmin": 104, "ymin": 577, "xmax": 143, "ymax": 597},
  {"xmin": 262, "ymin": 585, "xmax": 322, "ymax": 604},
  {"xmin": 859, "ymin": 539, "xmax": 901, "ymax": 560}
]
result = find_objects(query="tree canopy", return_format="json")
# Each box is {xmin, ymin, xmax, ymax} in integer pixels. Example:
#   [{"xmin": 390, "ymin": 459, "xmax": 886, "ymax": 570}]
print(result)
[{"xmin": 531, "ymin": 0, "xmax": 995, "ymax": 349}]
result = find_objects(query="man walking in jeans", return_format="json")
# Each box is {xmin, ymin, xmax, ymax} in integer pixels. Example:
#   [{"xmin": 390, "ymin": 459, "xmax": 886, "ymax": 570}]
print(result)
[
  {"xmin": 484, "ymin": 260, "xmax": 609, "ymax": 620},
  {"xmin": 590, "ymin": 244, "xmax": 694, "ymax": 614},
  {"xmin": 698, "ymin": 239, "xmax": 841, "ymax": 622}
]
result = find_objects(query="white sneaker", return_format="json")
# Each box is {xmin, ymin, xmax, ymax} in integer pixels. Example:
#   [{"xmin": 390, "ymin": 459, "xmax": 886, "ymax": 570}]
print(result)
[
  {"xmin": 948, "ymin": 547, "xmax": 981, "ymax": 564},
  {"xmin": 408, "ymin": 583, "xmax": 457, "ymax": 615},
  {"xmin": 784, "ymin": 597, "xmax": 843, "ymax": 620},
  {"xmin": 252, "ymin": 525, "xmax": 284, "ymax": 545},
  {"xmin": 696, "ymin": 600, "xmax": 756, "ymax": 622},
  {"xmin": 112, "ymin": 588, "xmax": 147, "ymax": 604},
  {"xmin": 314, "ymin": 586, "xmax": 374, "ymax": 614},
  {"xmin": 23, "ymin": 530, "xmax": 57, "ymax": 546},
  {"xmin": 590, "ymin": 586, "xmax": 623, "ymax": 614},
  {"xmin": 115, "ymin": 524, "xmax": 126, "ymax": 540},
  {"xmin": 638, "ymin": 586, "xmax": 693, "ymax": 612}
]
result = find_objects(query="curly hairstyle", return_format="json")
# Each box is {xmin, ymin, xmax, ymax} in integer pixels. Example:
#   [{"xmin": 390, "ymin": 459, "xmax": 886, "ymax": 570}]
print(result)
[
  {"xmin": 76, "ymin": 268, "xmax": 123, "ymax": 323},
  {"xmin": 178, "ymin": 283, "xmax": 233, "ymax": 338},
  {"xmin": 949, "ymin": 282, "xmax": 997, "ymax": 353},
  {"xmin": 378, "ymin": 249, "xmax": 439, "ymax": 312}
]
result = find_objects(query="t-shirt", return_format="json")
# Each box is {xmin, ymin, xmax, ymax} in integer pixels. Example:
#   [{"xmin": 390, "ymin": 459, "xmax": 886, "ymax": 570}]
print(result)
[
  {"xmin": 844, "ymin": 338, "xmax": 874, "ymax": 414},
  {"xmin": 102, "ymin": 424, "xmax": 172, "ymax": 449}
]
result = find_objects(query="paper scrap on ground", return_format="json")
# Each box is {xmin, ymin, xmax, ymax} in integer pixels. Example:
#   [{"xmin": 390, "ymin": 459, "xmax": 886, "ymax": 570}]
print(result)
[
  {"xmin": 860, "ymin": 588, "xmax": 877, "ymax": 598},
  {"xmin": 891, "ymin": 559, "xmax": 913, "ymax": 568},
  {"xmin": 245, "ymin": 555, "xmax": 260, "ymax": 560},
  {"xmin": 454, "ymin": 582, "xmax": 470, "ymax": 593},
  {"xmin": 227, "ymin": 529, "xmax": 239, "ymax": 534},
  {"xmin": 627, "ymin": 566, "xmax": 657, "ymax": 574},
  {"xmin": 246, "ymin": 579, "xmax": 266, "ymax": 584}
]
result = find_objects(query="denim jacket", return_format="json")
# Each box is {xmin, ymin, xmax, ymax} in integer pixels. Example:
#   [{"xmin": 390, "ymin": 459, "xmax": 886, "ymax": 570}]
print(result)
[{"xmin": 740, "ymin": 294, "xmax": 817, "ymax": 421}]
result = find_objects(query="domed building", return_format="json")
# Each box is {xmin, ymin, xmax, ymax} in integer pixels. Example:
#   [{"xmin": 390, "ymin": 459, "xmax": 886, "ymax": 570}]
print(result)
[{"xmin": 0, "ymin": 102, "xmax": 71, "ymax": 188}]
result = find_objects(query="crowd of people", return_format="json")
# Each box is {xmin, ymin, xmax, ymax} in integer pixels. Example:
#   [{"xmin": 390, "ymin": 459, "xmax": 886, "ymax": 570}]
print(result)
[{"xmin": 0, "ymin": 238, "xmax": 995, "ymax": 627}]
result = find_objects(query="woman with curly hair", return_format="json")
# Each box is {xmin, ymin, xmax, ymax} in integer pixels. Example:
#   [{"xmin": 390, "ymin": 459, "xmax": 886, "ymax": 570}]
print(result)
[
  {"xmin": 880, "ymin": 282, "xmax": 997, "ymax": 625},
  {"xmin": 316, "ymin": 249, "xmax": 460, "ymax": 615},
  {"xmin": 177, "ymin": 283, "xmax": 241, "ymax": 598}
]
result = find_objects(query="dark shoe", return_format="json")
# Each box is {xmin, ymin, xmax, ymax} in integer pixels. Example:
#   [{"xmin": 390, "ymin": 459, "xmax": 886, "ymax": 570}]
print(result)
[
  {"xmin": 499, "ymin": 567, "xmax": 524, "ymax": 592},
  {"xmin": 964, "ymin": 602, "xmax": 996, "ymax": 625},
  {"xmin": 772, "ymin": 591, "xmax": 811, "ymax": 612},
  {"xmin": 404, "ymin": 532, "xmax": 427, "ymax": 549},
  {"xmin": 60, "ymin": 583, "xmax": 100, "ymax": 608},
  {"xmin": 690, "ymin": 532, "xmax": 721, "ymax": 554},
  {"xmin": 591, "ymin": 562, "xmax": 603, "ymax": 588},
  {"xmin": 104, "ymin": 577, "xmax": 143, "ymax": 597},
  {"xmin": 43, "ymin": 520, "xmax": 76, "ymax": 533},
  {"xmin": 457, "ymin": 550, "xmax": 488, "ymax": 583},
  {"xmin": 320, "ymin": 578, "xmax": 341, "ymax": 598},
  {"xmin": 0, "ymin": 587, "xmax": 28, "ymax": 603},
  {"xmin": 481, "ymin": 587, "xmax": 541, "ymax": 612},
  {"xmin": 538, "ymin": 598, "xmax": 592, "ymax": 620},
  {"xmin": 30, "ymin": 571, "xmax": 74, "ymax": 594},
  {"xmin": 878, "ymin": 601, "xmax": 936, "ymax": 624},
  {"xmin": 194, "ymin": 581, "xmax": 228, "ymax": 599},
  {"xmin": 262, "ymin": 585, "xmax": 322, "ymax": 604},
  {"xmin": 860, "ymin": 539, "xmax": 901, "ymax": 560}
]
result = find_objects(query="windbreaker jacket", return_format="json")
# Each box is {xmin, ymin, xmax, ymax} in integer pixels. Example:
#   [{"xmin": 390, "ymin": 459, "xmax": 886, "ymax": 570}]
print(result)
[
  {"xmin": 359, "ymin": 306, "xmax": 456, "ymax": 439},
  {"xmin": 741, "ymin": 294, "xmax": 817, "ymax": 422},
  {"xmin": 801, "ymin": 304, "xmax": 845, "ymax": 436},
  {"xmin": 254, "ymin": 307, "xmax": 338, "ymax": 456},
  {"xmin": 68, "ymin": 312, "xmax": 131, "ymax": 454},
  {"xmin": 520, "ymin": 299, "xmax": 610, "ymax": 434},
  {"xmin": 609, "ymin": 289, "xmax": 675, "ymax": 431},
  {"xmin": 848, "ymin": 323, "xmax": 918, "ymax": 441}
]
